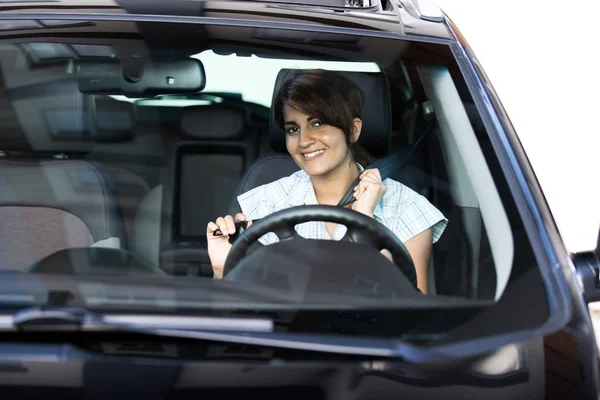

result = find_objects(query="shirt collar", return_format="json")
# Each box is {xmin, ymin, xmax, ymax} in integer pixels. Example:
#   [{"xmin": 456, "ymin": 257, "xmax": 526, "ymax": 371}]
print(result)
[
  {"xmin": 281, "ymin": 170, "xmax": 313, "ymax": 208},
  {"xmin": 281, "ymin": 163, "xmax": 385, "ymax": 221}
]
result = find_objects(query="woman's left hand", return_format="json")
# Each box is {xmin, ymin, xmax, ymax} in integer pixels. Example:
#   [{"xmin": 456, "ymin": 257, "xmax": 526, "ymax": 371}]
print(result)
[{"xmin": 350, "ymin": 168, "xmax": 387, "ymax": 217}]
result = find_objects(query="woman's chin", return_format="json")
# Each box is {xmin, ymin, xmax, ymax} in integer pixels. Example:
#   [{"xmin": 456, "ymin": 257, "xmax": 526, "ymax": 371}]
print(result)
[
  {"xmin": 303, "ymin": 164, "xmax": 332, "ymax": 177},
  {"xmin": 301, "ymin": 158, "xmax": 353, "ymax": 178}
]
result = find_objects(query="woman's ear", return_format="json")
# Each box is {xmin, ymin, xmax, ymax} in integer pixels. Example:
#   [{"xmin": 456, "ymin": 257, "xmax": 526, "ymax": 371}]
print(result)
[{"xmin": 351, "ymin": 118, "xmax": 363, "ymax": 143}]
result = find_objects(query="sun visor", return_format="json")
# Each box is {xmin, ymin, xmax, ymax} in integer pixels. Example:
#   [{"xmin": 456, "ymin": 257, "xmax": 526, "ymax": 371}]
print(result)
[
  {"xmin": 35, "ymin": 97, "xmax": 134, "ymax": 146},
  {"xmin": 4, "ymin": 91, "xmax": 134, "ymax": 154},
  {"xmin": 180, "ymin": 105, "xmax": 249, "ymax": 140}
]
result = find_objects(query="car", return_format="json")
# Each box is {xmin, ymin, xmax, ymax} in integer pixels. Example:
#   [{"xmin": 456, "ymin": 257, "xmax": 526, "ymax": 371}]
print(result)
[{"xmin": 0, "ymin": 0, "xmax": 596, "ymax": 399}]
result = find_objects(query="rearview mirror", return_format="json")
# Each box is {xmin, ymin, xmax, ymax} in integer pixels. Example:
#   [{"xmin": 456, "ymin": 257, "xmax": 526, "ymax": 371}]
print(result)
[{"xmin": 77, "ymin": 57, "xmax": 206, "ymax": 97}]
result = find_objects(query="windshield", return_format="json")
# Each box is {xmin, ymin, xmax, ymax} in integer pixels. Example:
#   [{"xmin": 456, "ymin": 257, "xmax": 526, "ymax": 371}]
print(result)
[{"xmin": 0, "ymin": 19, "xmax": 548, "ymax": 345}]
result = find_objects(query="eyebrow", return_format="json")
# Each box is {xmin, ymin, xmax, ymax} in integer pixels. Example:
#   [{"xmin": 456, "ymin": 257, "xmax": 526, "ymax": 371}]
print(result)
[{"xmin": 284, "ymin": 116, "xmax": 319, "ymax": 125}]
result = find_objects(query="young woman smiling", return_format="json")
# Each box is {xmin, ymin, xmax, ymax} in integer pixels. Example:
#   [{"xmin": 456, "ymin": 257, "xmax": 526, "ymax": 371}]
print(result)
[{"xmin": 207, "ymin": 69, "xmax": 447, "ymax": 294}]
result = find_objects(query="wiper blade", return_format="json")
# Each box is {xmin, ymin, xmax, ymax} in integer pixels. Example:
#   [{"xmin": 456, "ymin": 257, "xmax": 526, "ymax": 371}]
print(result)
[
  {"xmin": 8, "ymin": 307, "xmax": 449, "ymax": 362},
  {"xmin": 13, "ymin": 307, "xmax": 92, "ymax": 331},
  {"xmin": 145, "ymin": 329, "xmax": 421, "ymax": 359},
  {"xmin": 11, "ymin": 307, "xmax": 273, "ymax": 333}
]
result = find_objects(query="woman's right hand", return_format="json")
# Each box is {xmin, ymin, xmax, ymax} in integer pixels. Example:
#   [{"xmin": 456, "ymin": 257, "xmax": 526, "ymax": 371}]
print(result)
[{"xmin": 206, "ymin": 213, "xmax": 251, "ymax": 279}]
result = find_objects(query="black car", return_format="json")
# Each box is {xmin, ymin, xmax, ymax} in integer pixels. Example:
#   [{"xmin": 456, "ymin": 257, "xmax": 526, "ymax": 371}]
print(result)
[{"xmin": 0, "ymin": 0, "xmax": 597, "ymax": 399}]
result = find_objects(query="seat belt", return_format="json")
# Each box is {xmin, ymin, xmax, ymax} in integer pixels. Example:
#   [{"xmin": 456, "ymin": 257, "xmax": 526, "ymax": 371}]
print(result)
[
  {"xmin": 232, "ymin": 121, "xmax": 434, "ymax": 231},
  {"xmin": 220, "ymin": 121, "xmax": 435, "ymax": 280},
  {"xmin": 223, "ymin": 109, "xmax": 436, "ymax": 243},
  {"xmin": 337, "ymin": 121, "xmax": 434, "ymax": 208}
]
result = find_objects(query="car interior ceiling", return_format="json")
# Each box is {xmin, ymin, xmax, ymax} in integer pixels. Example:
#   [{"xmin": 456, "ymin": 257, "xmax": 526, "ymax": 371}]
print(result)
[{"xmin": 0, "ymin": 33, "xmax": 499, "ymax": 301}]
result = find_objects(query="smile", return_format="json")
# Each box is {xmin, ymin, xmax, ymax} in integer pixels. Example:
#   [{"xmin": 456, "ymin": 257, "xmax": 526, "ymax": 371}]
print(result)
[{"xmin": 302, "ymin": 150, "xmax": 325, "ymax": 159}]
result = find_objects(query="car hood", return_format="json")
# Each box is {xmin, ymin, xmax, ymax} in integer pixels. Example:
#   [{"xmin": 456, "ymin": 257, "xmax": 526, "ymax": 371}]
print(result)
[
  {"xmin": 0, "ymin": 339, "xmax": 539, "ymax": 398},
  {"xmin": 439, "ymin": 0, "xmax": 600, "ymax": 254}
]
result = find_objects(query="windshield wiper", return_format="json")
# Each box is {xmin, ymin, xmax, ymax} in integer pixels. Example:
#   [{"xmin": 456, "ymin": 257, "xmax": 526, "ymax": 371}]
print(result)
[
  {"xmin": 11, "ymin": 307, "xmax": 273, "ymax": 333},
  {"xmin": 7, "ymin": 306, "xmax": 452, "ymax": 362}
]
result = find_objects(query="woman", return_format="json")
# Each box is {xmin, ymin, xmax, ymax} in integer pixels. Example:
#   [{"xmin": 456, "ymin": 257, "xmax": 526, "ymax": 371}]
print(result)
[{"xmin": 207, "ymin": 69, "xmax": 447, "ymax": 294}]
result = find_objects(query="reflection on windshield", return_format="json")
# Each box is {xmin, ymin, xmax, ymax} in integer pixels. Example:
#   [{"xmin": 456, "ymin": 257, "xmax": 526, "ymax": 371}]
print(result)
[
  {"xmin": 0, "ymin": 24, "xmax": 550, "ymax": 347},
  {"xmin": 193, "ymin": 50, "xmax": 380, "ymax": 107}
]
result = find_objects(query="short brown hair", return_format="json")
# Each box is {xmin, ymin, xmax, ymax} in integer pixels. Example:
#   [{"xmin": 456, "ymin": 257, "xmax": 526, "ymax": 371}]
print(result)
[{"xmin": 273, "ymin": 69, "xmax": 374, "ymax": 166}]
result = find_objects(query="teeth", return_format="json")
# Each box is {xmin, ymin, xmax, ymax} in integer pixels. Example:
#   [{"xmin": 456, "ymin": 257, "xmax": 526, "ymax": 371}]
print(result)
[{"xmin": 303, "ymin": 150, "xmax": 324, "ymax": 158}]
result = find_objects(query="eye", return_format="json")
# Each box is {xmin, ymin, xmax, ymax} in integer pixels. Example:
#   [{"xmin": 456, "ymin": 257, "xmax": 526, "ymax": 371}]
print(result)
[
  {"xmin": 285, "ymin": 126, "xmax": 299, "ymax": 135},
  {"xmin": 312, "ymin": 120, "xmax": 325, "ymax": 128}
]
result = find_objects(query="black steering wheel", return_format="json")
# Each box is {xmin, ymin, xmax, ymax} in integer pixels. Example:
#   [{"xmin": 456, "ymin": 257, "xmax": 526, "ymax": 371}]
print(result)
[{"xmin": 223, "ymin": 205, "xmax": 417, "ymax": 287}]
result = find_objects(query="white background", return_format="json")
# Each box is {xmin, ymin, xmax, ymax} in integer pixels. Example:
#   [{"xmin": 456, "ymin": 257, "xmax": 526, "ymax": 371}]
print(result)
[{"xmin": 437, "ymin": 0, "xmax": 600, "ymax": 254}]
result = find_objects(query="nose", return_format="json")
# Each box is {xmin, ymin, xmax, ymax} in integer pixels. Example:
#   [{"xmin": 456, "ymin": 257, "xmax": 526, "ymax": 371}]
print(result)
[{"xmin": 299, "ymin": 127, "xmax": 316, "ymax": 148}]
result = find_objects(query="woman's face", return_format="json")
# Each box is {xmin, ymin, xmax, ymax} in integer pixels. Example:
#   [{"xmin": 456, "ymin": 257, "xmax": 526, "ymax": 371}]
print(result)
[{"xmin": 284, "ymin": 106, "xmax": 359, "ymax": 178}]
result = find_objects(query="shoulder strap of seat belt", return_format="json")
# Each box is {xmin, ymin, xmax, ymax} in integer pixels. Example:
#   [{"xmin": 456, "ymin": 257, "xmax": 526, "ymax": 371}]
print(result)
[
  {"xmin": 336, "ymin": 121, "xmax": 434, "ymax": 208},
  {"xmin": 236, "ymin": 121, "xmax": 434, "ymax": 257},
  {"xmin": 238, "ymin": 121, "xmax": 434, "ymax": 230}
]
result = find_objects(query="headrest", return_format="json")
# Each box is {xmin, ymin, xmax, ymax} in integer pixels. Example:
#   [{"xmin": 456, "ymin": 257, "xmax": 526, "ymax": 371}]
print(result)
[
  {"xmin": 269, "ymin": 69, "xmax": 391, "ymax": 157},
  {"xmin": 93, "ymin": 97, "xmax": 135, "ymax": 142},
  {"xmin": 180, "ymin": 105, "xmax": 249, "ymax": 140},
  {"xmin": 0, "ymin": 160, "xmax": 124, "ymax": 243}
]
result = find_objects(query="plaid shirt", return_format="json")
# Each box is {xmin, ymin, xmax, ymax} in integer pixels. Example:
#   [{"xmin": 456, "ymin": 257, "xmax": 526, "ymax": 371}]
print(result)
[{"xmin": 237, "ymin": 166, "xmax": 447, "ymax": 246}]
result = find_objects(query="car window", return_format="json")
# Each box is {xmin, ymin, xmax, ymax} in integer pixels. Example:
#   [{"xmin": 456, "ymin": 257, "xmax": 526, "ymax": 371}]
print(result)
[
  {"xmin": 0, "ymin": 21, "xmax": 549, "ymax": 345},
  {"xmin": 197, "ymin": 50, "xmax": 381, "ymax": 107},
  {"xmin": 111, "ymin": 51, "xmax": 380, "ymax": 108}
]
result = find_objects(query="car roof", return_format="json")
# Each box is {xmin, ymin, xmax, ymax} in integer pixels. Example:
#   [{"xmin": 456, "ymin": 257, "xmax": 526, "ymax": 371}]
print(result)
[{"xmin": 0, "ymin": 0, "xmax": 452, "ymax": 40}]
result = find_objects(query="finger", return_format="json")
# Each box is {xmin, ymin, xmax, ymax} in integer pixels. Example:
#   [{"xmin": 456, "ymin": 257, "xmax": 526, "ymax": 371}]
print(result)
[
  {"xmin": 359, "ymin": 169, "xmax": 371, "ymax": 179},
  {"xmin": 355, "ymin": 182, "xmax": 368, "ymax": 198},
  {"xmin": 362, "ymin": 170, "xmax": 381, "ymax": 183},
  {"xmin": 370, "ymin": 168, "xmax": 382, "ymax": 180},
  {"xmin": 359, "ymin": 181, "xmax": 375, "ymax": 193},
  {"xmin": 353, "ymin": 182, "xmax": 362, "ymax": 198},
  {"xmin": 360, "ymin": 167, "xmax": 378, "ymax": 177},
  {"xmin": 216, "ymin": 217, "xmax": 229, "ymax": 237},
  {"xmin": 207, "ymin": 221, "xmax": 219, "ymax": 235},
  {"xmin": 364, "ymin": 181, "xmax": 386, "ymax": 197},
  {"xmin": 224, "ymin": 215, "xmax": 236, "ymax": 235},
  {"xmin": 246, "ymin": 219, "xmax": 253, "ymax": 228},
  {"xmin": 235, "ymin": 213, "xmax": 247, "ymax": 222},
  {"xmin": 360, "ymin": 175, "xmax": 379, "ymax": 184}
]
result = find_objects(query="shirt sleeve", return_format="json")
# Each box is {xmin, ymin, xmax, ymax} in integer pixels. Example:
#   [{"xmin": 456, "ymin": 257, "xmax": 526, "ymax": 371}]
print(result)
[
  {"xmin": 237, "ymin": 186, "xmax": 278, "ymax": 245},
  {"xmin": 237, "ymin": 186, "xmax": 269, "ymax": 220},
  {"xmin": 388, "ymin": 192, "xmax": 448, "ymax": 244}
]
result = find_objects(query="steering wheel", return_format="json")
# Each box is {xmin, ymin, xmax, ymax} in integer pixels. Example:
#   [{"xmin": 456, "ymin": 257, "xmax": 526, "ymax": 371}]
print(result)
[{"xmin": 223, "ymin": 205, "xmax": 417, "ymax": 287}]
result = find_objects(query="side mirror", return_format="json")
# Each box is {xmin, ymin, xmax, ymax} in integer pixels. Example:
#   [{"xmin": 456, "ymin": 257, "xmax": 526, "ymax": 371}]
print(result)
[
  {"xmin": 574, "ymin": 229, "xmax": 600, "ymax": 303},
  {"xmin": 574, "ymin": 250, "xmax": 600, "ymax": 303}
]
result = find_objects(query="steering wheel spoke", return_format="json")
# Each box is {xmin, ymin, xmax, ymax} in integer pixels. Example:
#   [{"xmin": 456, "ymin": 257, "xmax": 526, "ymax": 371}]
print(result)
[
  {"xmin": 344, "ymin": 226, "xmax": 379, "ymax": 249},
  {"xmin": 273, "ymin": 225, "xmax": 302, "ymax": 241}
]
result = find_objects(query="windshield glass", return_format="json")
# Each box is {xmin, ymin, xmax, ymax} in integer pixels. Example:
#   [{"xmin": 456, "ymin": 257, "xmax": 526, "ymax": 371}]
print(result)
[
  {"xmin": 111, "ymin": 51, "xmax": 380, "ymax": 107},
  {"xmin": 0, "ymin": 20, "xmax": 549, "ymax": 345}
]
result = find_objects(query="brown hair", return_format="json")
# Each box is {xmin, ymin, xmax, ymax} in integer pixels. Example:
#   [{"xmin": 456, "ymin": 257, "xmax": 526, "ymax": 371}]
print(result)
[{"xmin": 273, "ymin": 69, "xmax": 374, "ymax": 167}]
